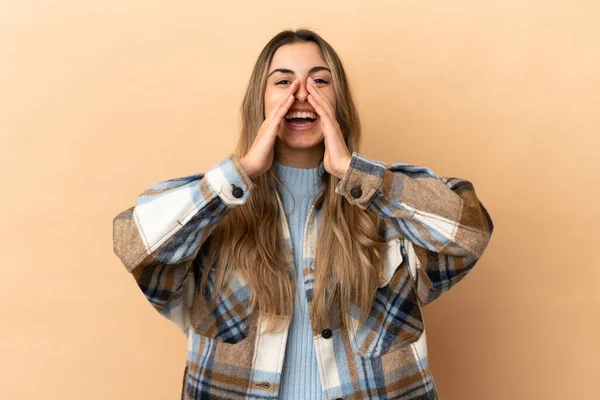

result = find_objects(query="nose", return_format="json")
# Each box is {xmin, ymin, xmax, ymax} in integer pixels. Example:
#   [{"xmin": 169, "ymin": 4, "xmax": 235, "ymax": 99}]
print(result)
[{"xmin": 294, "ymin": 80, "xmax": 309, "ymax": 102}]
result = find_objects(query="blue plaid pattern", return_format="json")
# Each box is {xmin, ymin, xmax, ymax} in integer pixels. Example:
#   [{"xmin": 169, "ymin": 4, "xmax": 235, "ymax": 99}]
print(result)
[{"xmin": 113, "ymin": 151, "xmax": 493, "ymax": 399}]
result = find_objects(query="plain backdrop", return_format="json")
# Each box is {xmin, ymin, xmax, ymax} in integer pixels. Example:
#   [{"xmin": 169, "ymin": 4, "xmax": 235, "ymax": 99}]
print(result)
[{"xmin": 1, "ymin": 1, "xmax": 599, "ymax": 399}]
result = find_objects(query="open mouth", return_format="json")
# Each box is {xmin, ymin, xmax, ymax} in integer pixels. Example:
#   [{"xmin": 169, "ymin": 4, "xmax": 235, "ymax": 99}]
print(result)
[{"xmin": 284, "ymin": 111, "xmax": 318, "ymax": 131}]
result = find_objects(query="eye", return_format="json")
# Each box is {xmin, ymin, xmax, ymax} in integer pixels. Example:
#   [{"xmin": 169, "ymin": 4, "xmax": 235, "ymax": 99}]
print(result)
[
  {"xmin": 275, "ymin": 79, "xmax": 292, "ymax": 85},
  {"xmin": 312, "ymin": 78, "xmax": 329, "ymax": 84}
]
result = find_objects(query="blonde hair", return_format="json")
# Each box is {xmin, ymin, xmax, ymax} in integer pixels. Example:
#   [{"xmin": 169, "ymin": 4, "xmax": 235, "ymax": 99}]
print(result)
[{"xmin": 200, "ymin": 29, "xmax": 387, "ymax": 333}]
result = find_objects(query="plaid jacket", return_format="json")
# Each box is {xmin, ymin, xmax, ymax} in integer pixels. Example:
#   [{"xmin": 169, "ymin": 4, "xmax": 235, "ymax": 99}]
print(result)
[{"xmin": 112, "ymin": 151, "xmax": 493, "ymax": 400}]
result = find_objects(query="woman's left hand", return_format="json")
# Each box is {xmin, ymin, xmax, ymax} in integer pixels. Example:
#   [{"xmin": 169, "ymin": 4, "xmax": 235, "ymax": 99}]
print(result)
[{"xmin": 307, "ymin": 77, "xmax": 352, "ymax": 179}]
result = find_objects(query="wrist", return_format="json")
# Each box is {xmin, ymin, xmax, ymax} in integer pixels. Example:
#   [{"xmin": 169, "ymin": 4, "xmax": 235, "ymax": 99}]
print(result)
[
  {"xmin": 336, "ymin": 156, "xmax": 352, "ymax": 179},
  {"xmin": 239, "ymin": 157, "xmax": 258, "ymax": 180}
]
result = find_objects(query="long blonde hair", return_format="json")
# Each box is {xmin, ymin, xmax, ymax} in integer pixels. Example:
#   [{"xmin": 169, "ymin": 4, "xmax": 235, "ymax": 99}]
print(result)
[{"xmin": 200, "ymin": 29, "xmax": 388, "ymax": 333}]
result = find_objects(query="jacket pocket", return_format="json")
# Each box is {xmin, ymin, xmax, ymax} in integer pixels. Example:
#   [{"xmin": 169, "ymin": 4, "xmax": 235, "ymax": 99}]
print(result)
[
  {"xmin": 189, "ymin": 254, "xmax": 252, "ymax": 344},
  {"xmin": 348, "ymin": 237, "xmax": 425, "ymax": 358}
]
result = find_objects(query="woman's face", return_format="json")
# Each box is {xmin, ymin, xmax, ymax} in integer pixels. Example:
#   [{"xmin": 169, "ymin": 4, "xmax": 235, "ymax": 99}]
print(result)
[{"xmin": 264, "ymin": 42, "xmax": 337, "ymax": 157}]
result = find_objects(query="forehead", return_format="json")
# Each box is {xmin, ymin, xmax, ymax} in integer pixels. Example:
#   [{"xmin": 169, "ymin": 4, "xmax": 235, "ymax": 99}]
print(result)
[{"xmin": 268, "ymin": 42, "xmax": 328, "ymax": 73}]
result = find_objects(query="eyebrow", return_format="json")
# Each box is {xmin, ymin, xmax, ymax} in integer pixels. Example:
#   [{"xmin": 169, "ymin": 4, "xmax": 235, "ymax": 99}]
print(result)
[{"xmin": 267, "ymin": 66, "xmax": 331, "ymax": 78}]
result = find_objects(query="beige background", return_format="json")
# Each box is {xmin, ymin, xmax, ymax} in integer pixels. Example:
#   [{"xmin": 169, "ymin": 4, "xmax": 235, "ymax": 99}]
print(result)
[{"xmin": 1, "ymin": 1, "xmax": 598, "ymax": 399}]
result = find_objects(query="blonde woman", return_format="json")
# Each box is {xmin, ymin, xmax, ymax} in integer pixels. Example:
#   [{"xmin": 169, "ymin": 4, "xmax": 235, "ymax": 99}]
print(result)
[{"xmin": 112, "ymin": 29, "xmax": 493, "ymax": 400}]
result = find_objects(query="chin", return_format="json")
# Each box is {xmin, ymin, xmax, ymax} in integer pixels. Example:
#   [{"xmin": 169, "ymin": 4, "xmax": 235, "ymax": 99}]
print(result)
[{"xmin": 279, "ymin": 130, "xmax": 324, "ymax": 149}]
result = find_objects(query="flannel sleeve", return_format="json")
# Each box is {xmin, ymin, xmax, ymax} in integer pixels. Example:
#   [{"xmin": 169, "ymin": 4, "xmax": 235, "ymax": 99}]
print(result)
[
  {"xmin": 335, "ymin": 151, "xmax": 494, "ymax": 306},
  {"xmin": 112, "ymin": 154, "xmax": 256, "ymax": 331}
]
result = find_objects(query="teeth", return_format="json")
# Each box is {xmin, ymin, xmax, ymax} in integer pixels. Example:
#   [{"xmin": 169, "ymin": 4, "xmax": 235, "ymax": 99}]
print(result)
[{"xmin": 285, "ymin": 111, "xmax": 317, "ymax": 120}]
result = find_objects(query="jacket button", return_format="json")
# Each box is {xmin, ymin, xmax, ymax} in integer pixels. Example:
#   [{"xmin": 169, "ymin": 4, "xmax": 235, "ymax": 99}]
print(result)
[
  {"xmin": 321, "ymin": 328, "xmax": 332, "ymax": 339},
  {"xmin": 350, "ymin": 186, "xmax": 362, "ymax": 198},
  {"xmin": 232, "ymin": 185, "xmax": 244, "ymax": 199}
]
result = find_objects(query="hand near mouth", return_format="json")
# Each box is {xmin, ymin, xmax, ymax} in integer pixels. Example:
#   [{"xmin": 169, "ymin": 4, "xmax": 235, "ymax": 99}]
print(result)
[
  {"xmin": 240, "ymin": 79, "xmax": 300, "ymax": 179},
  {"xmin": 306, "ymin": 76, "xmax": 352, "ymax": 179}
]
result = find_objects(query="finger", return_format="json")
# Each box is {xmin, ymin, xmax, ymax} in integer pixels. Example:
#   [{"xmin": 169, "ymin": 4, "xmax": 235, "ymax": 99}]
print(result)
[
  {"xmin": 287, "ymin": 78, "xmax": 300, "ymax": 97},
  {"xmin": 307, "ymin": 78, "xmax": 335, "ymax": 120},
  {"xmin": 275, "ymin": 94, "xmax": 295, "ymax": 121},
  {"xmin": 266, "ymin": 79, "xmax": 299, "ymax": 122},
  {"xmin": 307, "ymin": 94, "xmax": 336, "ymax": 132},
  {"xmin": 309, "ymin": 79, "xmax": 334, "ymax": 118},
  {"xmin": 264, "ymin": 94, "xmax": 294, "ymax": 138},
  {"xmin": 279, "ymin": 79, "xmax": 300, "ymax": 111}
]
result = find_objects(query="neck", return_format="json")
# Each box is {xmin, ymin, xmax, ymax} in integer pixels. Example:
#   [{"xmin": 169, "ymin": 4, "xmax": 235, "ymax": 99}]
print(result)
[
  {"xmin": 273, "ymin": 159, "xmax": 324, "ymax": 199},
  {"xmin": 274, "ymin": 141, "xmax": 325, "ymax": 168}
]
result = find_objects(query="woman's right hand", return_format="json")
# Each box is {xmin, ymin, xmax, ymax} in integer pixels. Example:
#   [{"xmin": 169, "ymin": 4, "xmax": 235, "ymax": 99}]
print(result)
[{"xmin": 239, "ymin": 79, "xmax": 300, "ymax": 179}]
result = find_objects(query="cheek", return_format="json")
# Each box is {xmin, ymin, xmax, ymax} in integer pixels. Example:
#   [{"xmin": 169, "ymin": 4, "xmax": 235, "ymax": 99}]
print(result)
[
  {"xmin": 263, "ymin": 92, "xmax": 279, "ymax": 118},
  {"xmin": 324, "ymin": 91, "xmax": 337, "ymax": 111}
]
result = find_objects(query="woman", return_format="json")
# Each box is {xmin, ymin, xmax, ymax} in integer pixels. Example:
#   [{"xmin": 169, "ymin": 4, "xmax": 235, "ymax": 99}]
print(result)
[{"xmin": 112, "ymin": 29, "xmax": 493, "ymax": 400}]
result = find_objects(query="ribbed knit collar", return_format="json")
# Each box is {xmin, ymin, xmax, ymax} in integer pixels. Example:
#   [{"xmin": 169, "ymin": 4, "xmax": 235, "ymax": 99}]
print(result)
[{"xmin": 273, "ymin": 159, "xmax": 325, "ymax": 199}]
